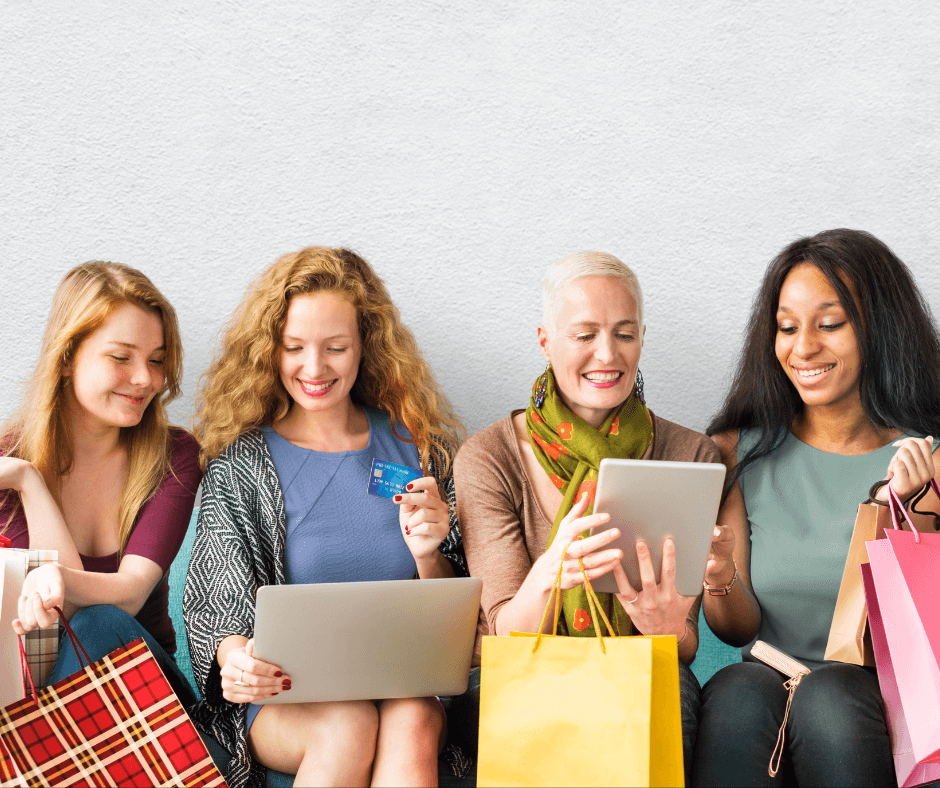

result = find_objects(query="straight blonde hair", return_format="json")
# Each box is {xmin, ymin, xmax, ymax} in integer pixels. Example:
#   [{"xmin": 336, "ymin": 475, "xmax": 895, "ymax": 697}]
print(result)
[{"xmin": 1, "ymin": 262, "xmax": 184, "ymax": 556}]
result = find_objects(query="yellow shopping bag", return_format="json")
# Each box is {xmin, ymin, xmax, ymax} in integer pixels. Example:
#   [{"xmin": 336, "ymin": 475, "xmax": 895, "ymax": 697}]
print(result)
[{"xmin": 477, "ymin": 543, "xmax": 684, "ymax": 787}]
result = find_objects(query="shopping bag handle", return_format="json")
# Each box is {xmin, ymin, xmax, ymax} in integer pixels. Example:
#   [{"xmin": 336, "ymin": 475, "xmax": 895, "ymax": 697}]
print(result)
[
  {"xmin": 53, "ymin": 606, "xmax": 94, "ymax": 667},
  {"xmin": 533, "ymin": 538, "xmax": 617, "ymax": 654},
  {"xmin": 18, "ymin": 637, "xmax": 36, "ymax": 700},
  {"xmin": 887, "ymin": 483, "xmax": 924, "ymax": 544},
  {"xmin": 17, "ymin": 605, "xmax": 94, "ymax": 700}
]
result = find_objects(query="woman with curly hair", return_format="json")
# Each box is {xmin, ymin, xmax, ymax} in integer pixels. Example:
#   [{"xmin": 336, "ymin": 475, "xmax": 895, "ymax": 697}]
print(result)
[
  {"xmin": 184, "ymin": 246, "xmax": 466, "ymax": 788},
  {"xmin": 0, "ymin": 262, "xmax": 199, "ymax": 704}
]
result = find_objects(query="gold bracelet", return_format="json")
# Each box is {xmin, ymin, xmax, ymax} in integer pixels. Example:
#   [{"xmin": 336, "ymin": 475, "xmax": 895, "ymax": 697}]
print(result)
[{"xmin": 703, "ymin": 561, "xmax": 738, "ymax": 596}]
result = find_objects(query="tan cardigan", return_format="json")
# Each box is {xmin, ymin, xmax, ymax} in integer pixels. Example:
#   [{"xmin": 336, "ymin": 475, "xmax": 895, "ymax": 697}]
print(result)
[{"xmin": 454, "ymin": 409, "xmax": 722, "ymax": 666}]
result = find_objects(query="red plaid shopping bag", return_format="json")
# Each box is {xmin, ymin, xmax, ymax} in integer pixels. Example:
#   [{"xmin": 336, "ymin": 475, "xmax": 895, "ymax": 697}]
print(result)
[{"xmin": 0, "ymin": 611, "xmax": 226, "ymax": 787}]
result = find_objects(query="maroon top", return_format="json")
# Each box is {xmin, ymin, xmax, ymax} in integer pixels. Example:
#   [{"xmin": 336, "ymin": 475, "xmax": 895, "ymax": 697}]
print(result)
[{"xmin": 1, "ymin": 429, "xmax": 201, "ymax": 655}]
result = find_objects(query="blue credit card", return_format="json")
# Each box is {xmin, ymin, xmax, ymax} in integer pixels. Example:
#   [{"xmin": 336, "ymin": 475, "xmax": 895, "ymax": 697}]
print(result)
[{"xmin": 367, "ymin": 459, "xmax": 423, "ymax": 499}]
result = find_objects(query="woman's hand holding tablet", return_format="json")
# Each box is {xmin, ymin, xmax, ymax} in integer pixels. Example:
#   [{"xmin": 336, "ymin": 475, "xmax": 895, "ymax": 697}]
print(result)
[
  {"xmin": 589, "ymin": 459, "xmax": 726, "ymax": 597},
  {"xmin": 608, "ymin": 535, "xmax": 697, "ymax": 640}
]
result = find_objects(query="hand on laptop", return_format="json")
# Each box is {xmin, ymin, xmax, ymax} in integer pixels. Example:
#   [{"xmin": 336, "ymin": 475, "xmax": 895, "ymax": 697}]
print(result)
[{"xmin": 219, "ymin": 636, "xmax": 292, "ymax": 703}]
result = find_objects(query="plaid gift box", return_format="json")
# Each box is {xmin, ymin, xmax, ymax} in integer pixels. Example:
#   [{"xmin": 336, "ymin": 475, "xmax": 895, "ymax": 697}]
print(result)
[
  {"xmin": 0, "ymin": 631, "xmax": 226, "ymax": 787},
  {"xmin": 22, "ymin": 550, "xmax": 59, "ymax": 692},
  {"xmin": 0, "ymin": 546, "xmax": 60, "ymax": 694}
]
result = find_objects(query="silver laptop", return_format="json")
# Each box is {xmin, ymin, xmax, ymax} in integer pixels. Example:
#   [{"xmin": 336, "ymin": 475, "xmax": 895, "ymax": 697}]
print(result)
[{"xmin": 252, "ymin": 577, "xmax": 482, "ymax": 704}]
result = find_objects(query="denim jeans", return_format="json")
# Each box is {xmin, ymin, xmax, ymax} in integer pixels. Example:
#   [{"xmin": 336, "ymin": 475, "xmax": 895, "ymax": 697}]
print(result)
[
  {"xmin": 47, "ymin": 604, "xmax": 198, "ymax": 710},
  {"xmin": 449, "ymin": 659, "xmax": 702, "ymax": 787},
  {"xmin": 693, "ymin": 660, "xmax": 898, "ymax": 787}
]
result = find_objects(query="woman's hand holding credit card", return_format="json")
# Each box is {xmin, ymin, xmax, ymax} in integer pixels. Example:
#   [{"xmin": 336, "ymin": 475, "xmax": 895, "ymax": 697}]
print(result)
[
  {"xmin": 367, "ymin": 459, "xmax": 450, "ymax": 562},
  {"xmin": 367, "ymin": 459, "xmax": 423, "ymax": 498}
]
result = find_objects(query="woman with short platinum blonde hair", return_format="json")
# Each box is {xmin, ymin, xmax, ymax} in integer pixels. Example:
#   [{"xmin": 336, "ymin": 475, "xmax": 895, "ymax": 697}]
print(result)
[{"xmin": 452, "ymin": 250, "xmax": 733, "ymax": 784}]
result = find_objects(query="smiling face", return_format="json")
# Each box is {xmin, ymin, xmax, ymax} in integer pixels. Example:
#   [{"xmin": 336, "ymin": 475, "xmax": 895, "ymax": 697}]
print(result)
[
  {"xmin": 65, "ymin": 303, "xmax": 166, "ymax": 432},
  {"xmin": 775, "ymin": 263, "xmax": 863, "ymax": 411},
  {"xmin": 538, "ymin": 275, "xmax": 644, "ymax": 428},
  {"xmin": 278, "ymin": 291, "xmax": 362, "ymax": 417}
]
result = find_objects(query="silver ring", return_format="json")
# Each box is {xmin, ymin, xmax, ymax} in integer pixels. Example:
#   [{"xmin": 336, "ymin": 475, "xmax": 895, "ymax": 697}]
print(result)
[
  {"xmin": 624, "ymin": 592, "xmax": 639, "ymax": 604},
  {"xmin": 234, "ymin": 668, "xmax": 248, "ymax": 687}
]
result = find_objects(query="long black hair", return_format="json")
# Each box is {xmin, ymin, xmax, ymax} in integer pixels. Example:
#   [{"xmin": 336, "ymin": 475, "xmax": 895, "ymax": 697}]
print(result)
[{"xmin": 708, "ymin": 228, "xmax": 940, "ymax": 485}]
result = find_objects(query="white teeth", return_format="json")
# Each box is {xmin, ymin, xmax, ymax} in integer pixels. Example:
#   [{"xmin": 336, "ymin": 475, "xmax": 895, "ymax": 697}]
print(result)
[
  {"xmin": 795, "ymin": 365, "xmax": 835, "ymax": 378},
  {"xmin": 585, "ymin": 372, "xmax": 622, "ymax": 382},
  {"xmin": 300, "ymin": 380, "xmax": 333, "ymax": 392}
]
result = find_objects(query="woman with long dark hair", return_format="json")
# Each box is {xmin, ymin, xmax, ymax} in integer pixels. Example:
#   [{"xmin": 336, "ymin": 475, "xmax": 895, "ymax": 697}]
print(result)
[{"xmin": 693, "ymin": 229, "xmax": 940, "ymax": 786}]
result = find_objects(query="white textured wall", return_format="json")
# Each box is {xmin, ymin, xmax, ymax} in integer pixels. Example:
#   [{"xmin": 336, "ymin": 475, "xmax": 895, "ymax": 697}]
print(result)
[{"xmin": 2, "ymin": 1, "xmax": 939, "ymax": 436}]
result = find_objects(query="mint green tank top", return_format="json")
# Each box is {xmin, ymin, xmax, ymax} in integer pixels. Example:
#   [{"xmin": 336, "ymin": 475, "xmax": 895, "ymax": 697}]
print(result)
[{"xmin": 738, "ymin": 428, "xmax": 914, "ymax": 668}]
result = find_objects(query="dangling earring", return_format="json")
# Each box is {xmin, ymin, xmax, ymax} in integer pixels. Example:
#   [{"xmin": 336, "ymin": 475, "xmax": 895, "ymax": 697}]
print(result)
[
  {"xmin": 635, "ymin": 368, "xmax": 645, "ymax": 404},
  {"xmin": 534, "ymin": 363, "xmax": 550, "ymax": 408}
]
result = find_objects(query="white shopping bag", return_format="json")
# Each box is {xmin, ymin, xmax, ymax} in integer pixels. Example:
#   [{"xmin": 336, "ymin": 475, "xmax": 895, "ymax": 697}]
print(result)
[
  {"xmin": 0, "ymin": 544, "xmax": 59, "ymax": 703},
  {"xmin": 0, "ymin": 551, "xmax": 28, "ymax": 708}
]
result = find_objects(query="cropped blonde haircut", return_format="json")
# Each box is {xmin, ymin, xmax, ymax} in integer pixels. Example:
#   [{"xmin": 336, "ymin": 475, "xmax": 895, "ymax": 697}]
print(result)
[
  {"xmin": 195, "ymin": 246, "xmax": 464, "ymax": 475},
  {"xmin": 542, "ymin": 251, "xmax": 644, "ymax": 334},
  {"xmin": 1, "ymin": 262, "xmax": 183, "ymax": 554}
]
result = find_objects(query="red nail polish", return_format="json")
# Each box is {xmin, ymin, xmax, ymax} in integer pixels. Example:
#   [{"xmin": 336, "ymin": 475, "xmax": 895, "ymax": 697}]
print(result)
[
  {"xmin": 406, "ymin": 528, "xmax": 411, "ymax": 535},
  {"xmin": 406, "ymin": 483, "xmax": 413, "ymax": 491},
  {"xmin": 394, "ymin": 495, "xmax": 402, "ymax": 502},
  {"xmin": 274, "ymin": 671, "xmax": 282, "ymax": 677},
  {"xmin": 283, "ymin": 682, "xmax": 291, "ymax": 690}
]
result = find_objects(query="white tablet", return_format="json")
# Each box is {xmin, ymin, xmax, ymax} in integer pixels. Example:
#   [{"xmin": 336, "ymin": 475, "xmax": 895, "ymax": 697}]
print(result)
[
  {"xmin": 588, "ymin": 458, "xmax": 726, "ymax": 597},
  {"xmin": 252, "ymin": 577, "xmax": 481, "ymax": 704}
]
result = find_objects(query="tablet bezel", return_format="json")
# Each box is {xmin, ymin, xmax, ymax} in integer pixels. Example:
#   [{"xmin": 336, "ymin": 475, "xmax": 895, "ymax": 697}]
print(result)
[{"xmin": 588, "ymin": 458, "xmax": 726, "ymax": 597}]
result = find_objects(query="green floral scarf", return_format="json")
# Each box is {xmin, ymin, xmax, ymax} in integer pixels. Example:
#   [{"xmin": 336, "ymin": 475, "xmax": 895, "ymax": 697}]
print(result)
[{"xmin": 526, "ymin": 367, "xmax": 654, "ymax": 637}]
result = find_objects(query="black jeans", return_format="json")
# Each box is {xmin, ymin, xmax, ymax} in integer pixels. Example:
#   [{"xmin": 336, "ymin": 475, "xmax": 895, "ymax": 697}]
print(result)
[
  {"xmin": 693, "ymin": 660, "xmax": 897, "ymax": 788},
  {"xmin": 449, "ymin": 660, "xmax": 702, "ymax": 787}
]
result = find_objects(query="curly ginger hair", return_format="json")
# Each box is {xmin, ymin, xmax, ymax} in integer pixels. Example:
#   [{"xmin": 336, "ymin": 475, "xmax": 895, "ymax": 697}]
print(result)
[{"xmin": 195, "ymin": 246, "xmax": 464, "ymax": 474}]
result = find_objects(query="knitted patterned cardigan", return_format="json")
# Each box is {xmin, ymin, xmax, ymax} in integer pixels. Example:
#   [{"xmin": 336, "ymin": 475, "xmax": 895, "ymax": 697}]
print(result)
[{"xmin": 183, "ymin": 427, "xmax": 468, "ymax": 788}]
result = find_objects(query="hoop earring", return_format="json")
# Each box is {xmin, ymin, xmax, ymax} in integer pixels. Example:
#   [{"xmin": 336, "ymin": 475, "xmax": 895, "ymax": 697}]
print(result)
[
  {"xmin": 635, "ymin": 368, "xmax": 645, "ymax": 404},
  {"xmin": 534, "ymin": 363, "xmax": 550, "ymax": 408}
]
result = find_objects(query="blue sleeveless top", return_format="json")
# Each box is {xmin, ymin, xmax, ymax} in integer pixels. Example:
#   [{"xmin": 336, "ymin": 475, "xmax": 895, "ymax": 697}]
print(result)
[
  {"xmin": 738, "ymin": 428, "xmax": 917, "ymax": 668},
  {"xmin": 247, "ymin": 408, "xmax": 422, "ymax": 730},
  {"xmin": 260, "ymin": 408, "xmax": 421, "ymax": 584}
]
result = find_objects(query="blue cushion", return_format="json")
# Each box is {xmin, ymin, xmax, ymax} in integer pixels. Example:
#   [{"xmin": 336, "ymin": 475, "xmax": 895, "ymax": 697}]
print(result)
[
  {"xmin": 692, "ymin": 604, "xmax": 740, "ymax": 685},
  {"xmin": 168, "ymin": 509, "xmax": 199, "ymax": 695}
]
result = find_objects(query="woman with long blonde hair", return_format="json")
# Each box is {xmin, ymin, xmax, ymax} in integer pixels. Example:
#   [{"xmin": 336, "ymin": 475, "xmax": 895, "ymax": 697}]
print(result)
[
  {"xmin": 184, "ymin": 246, "xmax": 466, "ymax": 788},
  {"xmin": 0, "ymin": 261, "xmax": 200, "ymax": 704}
]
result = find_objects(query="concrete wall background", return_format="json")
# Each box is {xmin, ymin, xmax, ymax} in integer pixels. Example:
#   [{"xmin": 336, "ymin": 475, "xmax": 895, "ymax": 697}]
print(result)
[{"xmin": 2, "ymin": 1, "xmax": 939, "ymax": 436}]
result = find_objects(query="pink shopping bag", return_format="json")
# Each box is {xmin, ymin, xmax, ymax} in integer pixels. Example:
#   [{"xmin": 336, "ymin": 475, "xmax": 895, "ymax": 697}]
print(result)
[
  {"xmin": 865, "ymin": 484, "xmax": 940, "ymax": 766},
  {"xmin": 861, "ymin": 562, "xmax": 940, "ymax": 787}
]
